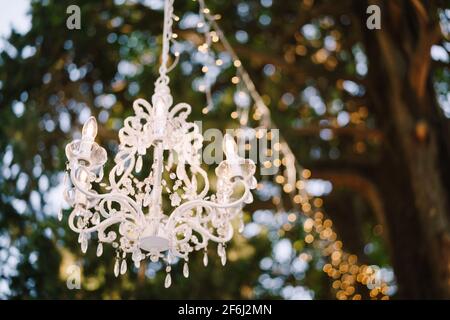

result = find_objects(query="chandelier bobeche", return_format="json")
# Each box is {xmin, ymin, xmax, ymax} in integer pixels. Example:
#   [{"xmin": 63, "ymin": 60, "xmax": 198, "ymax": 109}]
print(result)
[{"xmin": 62, "ymin": 0, "xmax": 256, "ymax": 287}]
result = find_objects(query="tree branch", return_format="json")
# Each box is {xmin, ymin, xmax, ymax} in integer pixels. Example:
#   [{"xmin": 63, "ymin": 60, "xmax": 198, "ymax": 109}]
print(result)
[
  {"xmin": 176, "ymin": 30, "xmax": 364, "ymax": 85},
  {"xmin": 312, "ymin": 169, "xmax": 389, "ymax": 243},
  {"xmin": 291, "ymin": 125, "xmax": 383, "ymax": 140}
]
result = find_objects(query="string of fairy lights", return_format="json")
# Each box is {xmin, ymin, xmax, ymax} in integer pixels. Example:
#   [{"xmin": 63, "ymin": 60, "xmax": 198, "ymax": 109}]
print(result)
[{"xmin": 171, "ymin": 0, "xmax": 390, "ymax": 299}]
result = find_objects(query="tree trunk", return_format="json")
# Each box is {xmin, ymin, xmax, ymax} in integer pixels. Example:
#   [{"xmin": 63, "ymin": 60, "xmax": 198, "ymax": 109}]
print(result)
[{"xmin": 359, "ymin": 0, "xmax": 450, "ymax": 298}]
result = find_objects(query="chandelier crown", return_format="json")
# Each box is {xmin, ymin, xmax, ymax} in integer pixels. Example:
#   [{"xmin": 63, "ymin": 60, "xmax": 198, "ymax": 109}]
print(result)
[{"xmin": 63, "ymin": 0, "xmax": 257, "ymax": 287}]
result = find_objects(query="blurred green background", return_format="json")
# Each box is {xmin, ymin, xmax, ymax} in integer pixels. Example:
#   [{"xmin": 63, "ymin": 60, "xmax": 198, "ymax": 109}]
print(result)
[{"xmin": 0, "ymin": 0, "xmax": 449, "ymax": 299}]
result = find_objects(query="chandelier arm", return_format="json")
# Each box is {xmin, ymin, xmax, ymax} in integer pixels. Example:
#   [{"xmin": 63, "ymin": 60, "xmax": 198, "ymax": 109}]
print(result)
[
  {"xmin": 166, "ymin": 181, "xmax": 250, "ymax": 229},
  {"xmin": 97, "ymin": 198, "xmax": 120, "ymax": 219},
  {"xmin": 168, "ymin": 222, "xmax": 233, "ymax": 260},
  {"xmin": 168, "ymin": 102, "xmax": 191, "ymax": 119},
  {"xmin": 108, "ymin": 148, "xmax": 137, "ymax": 190},
  {"xmin": 196, "ymin": 167, "xmax": 210, "ymax": 198},
  {"xmin": 68, "ymin": 212, "xmax": 124, "ymax": 235},
  {"xmin": 68, "ymin": 210, "xmax": 143, "ymax": 246},
  {"xmin": 183, "ymin": 164, "xmax": 210, "ymax": 199},
  {"xmin": 70, "ymin": 169, "xmax": 145, "ymax": 220},
  {"xmin": 167, "ymin": 220, "xmax": 233, "ymax": 259},
  {"xmin": 187, "ymin": 221, "xmax": 234, "ymax": 243},
  {"xmin": 172, "ymin": 224, "xmax": 192, "ymax": 244}
]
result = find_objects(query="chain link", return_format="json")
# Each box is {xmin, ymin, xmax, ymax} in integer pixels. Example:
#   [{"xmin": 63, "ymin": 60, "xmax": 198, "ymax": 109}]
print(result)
[{"xmin": 156, "ymin": 0, "xmax": 175, "ymax": 87}]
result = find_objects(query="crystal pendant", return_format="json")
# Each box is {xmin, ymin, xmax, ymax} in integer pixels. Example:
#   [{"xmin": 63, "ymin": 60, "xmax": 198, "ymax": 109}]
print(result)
[
  {"xmin": 244, "ymin": 192, "xmax": 253, "ymax": 204},
  {"xmin": 203, "ymin": 251, "xmax": 208, "ymax": 267},
  {"xmin": 78, "ymin": 232, "xmax": 84, "ymax": 243},
  {"xmin": 238, "ymin": 217, "xmax": 245, "ymax": 233},
  {"xmin": 96, "ymin": 242, "xmax": 103, "ymax": 257},
  {"xmin": 136, "ymin": 156, "xmax": 143, "ymax": 173},
  {"xmin": 183, "ymin": 262, "xmax": 189, "ymax": 278},
  {"xmin": 132, "ymin": 249, "xmax": 141, "ymax": 268},
  {"xmin": 221, "ymin": 252, "xmax": 227, "ymax": 266},
  {"xmin": 81, "ymin": 238, "xmax": 88, "ymax": 254},
  {"xmin": 114, "ymin": 259, "xmax": 120, "ymax": 277},
  {"xmin": 217, "ymin": 243, "xmax": 225, "ymax": 257},
  {"xmin": 164, "ymin": 273, "xmax": 172, "ymax": 288},
  {"xmin": 120, "ymin": 260, "xmax": 127, "ymax": 275},
  {"xmin": 58, "ymin": 209, "xmax": 63, "ymax": 222}
]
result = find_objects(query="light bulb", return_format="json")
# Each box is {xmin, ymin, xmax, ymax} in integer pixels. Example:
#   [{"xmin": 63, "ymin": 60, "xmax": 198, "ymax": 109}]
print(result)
[
  {"xmin": 82, "ymin": 117, "xmax": 98, "ymax": 141},
  {"xmin": 223, "ymin": 134, "xmax": 238, "ymax": 160}
]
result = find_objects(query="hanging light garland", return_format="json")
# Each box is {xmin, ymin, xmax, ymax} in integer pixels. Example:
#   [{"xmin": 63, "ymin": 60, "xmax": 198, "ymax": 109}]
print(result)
[
  {"xmin": 62, "ymin": 0, "xmax": 257, "ymax": 288},
  {"xmin": 194, "ymin": 0, "xmax": 391, "ymax": 299}
]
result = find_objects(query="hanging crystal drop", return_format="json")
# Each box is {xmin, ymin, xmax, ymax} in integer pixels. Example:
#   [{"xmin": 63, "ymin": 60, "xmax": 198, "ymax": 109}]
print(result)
[
  {"xmin": 134, "ymin": 259, "xmax": 141, "ymax": 269},
  {"xmin": 164, "ymin": 273, "xmax": 172, "ymax": 288},
  {"xmin": 238, "ymin": 216, "xmax": 245, "ymax": 233},
  {"xmin": 63, "ymin": 188, "xmax": 73, "ymax": 204},
  {"xmin": 136, "ymin": 156, "xmax": 143, "ymax": 173},
  {"xmin": 221, "ymin": 252, "xmax": 227, "ymax": 266},
  {"xmin": 76, "ymin": 216, "xmax": 85, "ymax": 229},
  {"xmin": 92, "ymin": 212, "xmax": 100, "ymax": 225},
  {"xmin": 203, "ymin": 251, "xmax": 208, "ymax": 267},
  {"xmin": 58, "ymin": 209, "xmax": 63, "ymax": 222},
  {"xmin": 120, "ymin": 259, "xmax": 127, "ymax": 275},
  {"xmin": 176, "ymin": 163, "xmax": 186, "ymax": 180},
  {"xmin": 114, "ymin": 259, "xmax": 120, "ymax": 277},
  {"xmin": 183, "ymin": 262, "xmax": 189, "ymax": 278},
  {"xmin": 217, "ymin": 243, "xmax": 225, "ymax": 257},
  {"xmin": 96, "ymin": 242, "xmax": 103, "ymax": 257},
  {"xmin": 81, "ymin": 238, "xmax": 88, "ymax": 254}
]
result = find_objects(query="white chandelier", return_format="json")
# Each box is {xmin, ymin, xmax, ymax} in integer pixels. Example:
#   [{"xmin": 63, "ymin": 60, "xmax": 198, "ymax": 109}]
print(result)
[{"xmin": 62, "ymin": 0, "xmax": 256, "ymax": 287}]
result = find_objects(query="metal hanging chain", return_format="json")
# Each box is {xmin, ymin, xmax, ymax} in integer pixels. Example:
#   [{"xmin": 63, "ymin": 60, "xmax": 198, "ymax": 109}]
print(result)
[{"xmin": 156, "ymin": 0, "xmax": 175, "ymax": 86}]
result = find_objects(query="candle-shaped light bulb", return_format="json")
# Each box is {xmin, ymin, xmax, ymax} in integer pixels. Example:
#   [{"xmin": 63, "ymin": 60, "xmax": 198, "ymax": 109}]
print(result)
[
  {"xmin": 82, "ymin": 117, "xmax": 98, "ymax": 141},
  {"xmin": 223, "ymin": 134, "xmax": 239, "ymax": 160}
]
